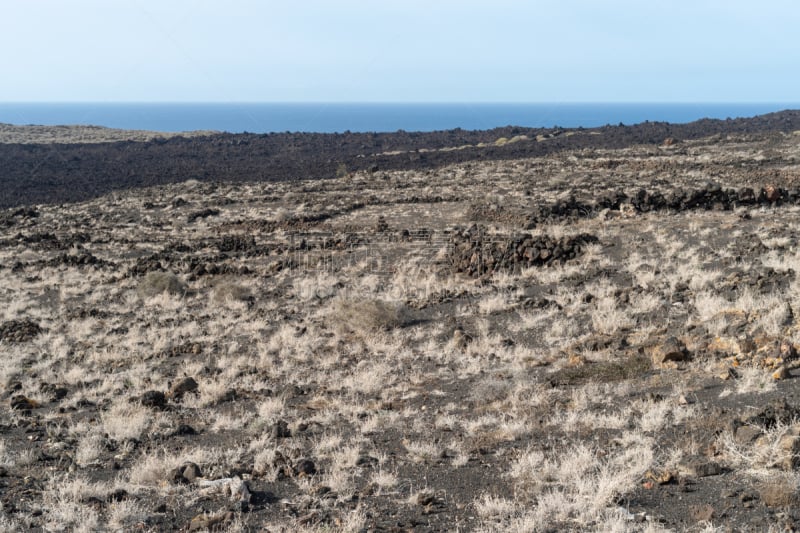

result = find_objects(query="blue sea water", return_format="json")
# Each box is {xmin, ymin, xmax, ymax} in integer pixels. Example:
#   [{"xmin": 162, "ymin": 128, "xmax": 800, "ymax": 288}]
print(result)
[{"xmin": 0, "ymin": 102, "xmax": 797, "ymax": 134}]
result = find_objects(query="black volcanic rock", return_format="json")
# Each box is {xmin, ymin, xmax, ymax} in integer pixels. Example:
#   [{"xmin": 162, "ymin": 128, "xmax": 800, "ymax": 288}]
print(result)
[{"xmin": 2, "ymin": 110, "xmax": 800, "ymax": 208}]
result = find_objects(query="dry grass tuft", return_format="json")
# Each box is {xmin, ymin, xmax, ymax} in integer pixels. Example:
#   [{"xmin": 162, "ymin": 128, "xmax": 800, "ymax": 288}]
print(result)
[
  {"xmin": 758, "ymin": 475, "xmax": 800, "ymax": 508},
  {"xmin": 329, "ymin": 297, "xmax": 406, "ymax": 334},
  {"xmin": 212, "ymin": 281, "xmax": 252, "ymax": 304},
  {"xmin": 136, "ymin": 271, "xmax": 187, "ymax": 298}
]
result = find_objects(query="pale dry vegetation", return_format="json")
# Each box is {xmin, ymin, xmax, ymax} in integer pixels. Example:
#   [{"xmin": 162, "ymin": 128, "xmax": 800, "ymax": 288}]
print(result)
[{"xmin": 3, "ymin": 131, "xmax": 800, "ymax": 530}]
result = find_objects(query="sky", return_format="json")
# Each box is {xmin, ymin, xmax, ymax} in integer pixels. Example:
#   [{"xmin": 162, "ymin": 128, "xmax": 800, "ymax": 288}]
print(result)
[{"xmin": 2, "ymin": 0, "xmax": 799, "ymax": 103}]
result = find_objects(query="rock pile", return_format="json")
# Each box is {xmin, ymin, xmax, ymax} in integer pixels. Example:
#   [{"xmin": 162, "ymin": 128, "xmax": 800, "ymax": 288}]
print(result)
[
  {"xmin": 189, "ymin": 260, "xmax": 252, "ymax": 278},
  {"xmin": 216, "ymin": 234, "xmax": 258, "ymax": 253},
  {"xmin": 0, "ymin": 319, "xmax": 42, "ymax": 343},
  {"xmin": 526, "ymin": 183, "xmax": 800, "ymax": 228},
  {"xmin": 0, "ymin": 208, "xmax": 38, "ymax": 227},
  {"xmin": 46, "ymin": 251, "xmax": 107, "ymax": 268},
  {"xmin": 448, "ymin": 225, "xmax": 598, "ymax": 277},
  {"xmin": 186, "ymin": 208, "xmax": 220, "ymax": 223}
]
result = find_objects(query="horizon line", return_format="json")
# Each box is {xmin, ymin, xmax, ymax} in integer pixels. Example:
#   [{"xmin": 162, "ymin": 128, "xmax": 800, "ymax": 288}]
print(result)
[{"xmin": 1, "ymin": 101, "xmax": 800, "ymax": 106}]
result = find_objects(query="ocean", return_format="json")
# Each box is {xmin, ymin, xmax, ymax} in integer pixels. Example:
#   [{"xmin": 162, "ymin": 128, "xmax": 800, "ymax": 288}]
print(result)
[{"xmin": 0, "ymin": 102, "xmax": 797, "ymax": 134}]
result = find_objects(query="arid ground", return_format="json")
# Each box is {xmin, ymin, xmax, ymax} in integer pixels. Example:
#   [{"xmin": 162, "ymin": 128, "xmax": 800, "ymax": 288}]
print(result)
[{"xmin": 4, "ymin": 119, "xmax": 800, "ymax": 531}]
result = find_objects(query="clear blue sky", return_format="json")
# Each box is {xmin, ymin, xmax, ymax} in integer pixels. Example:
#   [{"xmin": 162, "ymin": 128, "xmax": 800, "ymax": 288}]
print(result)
[{"xmin": 2, "ymin": 0, "xmax": 798, "ymax": 103}]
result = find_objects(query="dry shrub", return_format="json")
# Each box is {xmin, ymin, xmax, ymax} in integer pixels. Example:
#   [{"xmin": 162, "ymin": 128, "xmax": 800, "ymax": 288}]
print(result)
[
  {"xmin": 549, "ymin": 354, "xmax": 651, "ymax": 386},
  {"xmin": 759, "ymin": 476, "xmax": 800, "ymax": 508},
  {"xmin": 137, "ymin": 272, "xmax": 187, "ymax": 299},
  {"xmin": 330, "ymin": 297, "xmax": 405, "ymax": 334},
  {"xmin": 212, "ymin": 281, "xmax": 251, "ymax": 304}
]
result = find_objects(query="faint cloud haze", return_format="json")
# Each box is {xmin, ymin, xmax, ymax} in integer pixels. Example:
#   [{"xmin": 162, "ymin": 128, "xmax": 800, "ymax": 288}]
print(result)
[{"xmin": 1, "ymin": 0, "xmax": 798, "ymax": 102}]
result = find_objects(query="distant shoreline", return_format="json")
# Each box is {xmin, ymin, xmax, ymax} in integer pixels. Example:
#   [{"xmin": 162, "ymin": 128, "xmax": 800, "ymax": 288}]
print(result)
[{"xmin": 1, "ymin": 102, "xmax": 799, "ymax": 135}]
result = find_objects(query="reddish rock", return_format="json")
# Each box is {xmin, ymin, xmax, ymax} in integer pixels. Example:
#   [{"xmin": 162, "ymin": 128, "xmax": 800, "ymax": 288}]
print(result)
[{"xmin": 765, "ymin": 185, "xmax": 780, "ymax": 203}]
